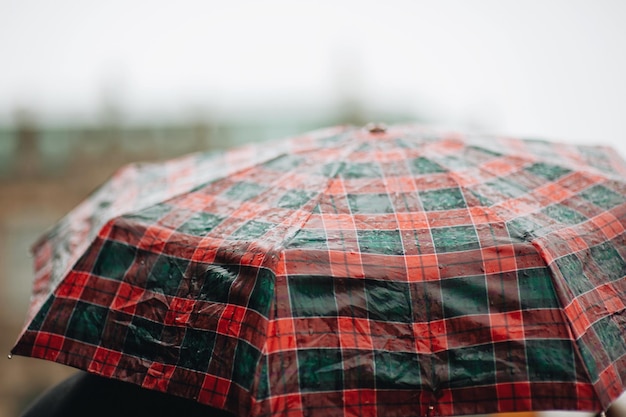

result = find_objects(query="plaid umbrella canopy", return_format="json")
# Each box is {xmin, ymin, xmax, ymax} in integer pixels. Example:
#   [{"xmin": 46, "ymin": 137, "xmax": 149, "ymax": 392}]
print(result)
[{"xmin": 11, "ymin": 124, "xmax": 626, "ymax": 417}]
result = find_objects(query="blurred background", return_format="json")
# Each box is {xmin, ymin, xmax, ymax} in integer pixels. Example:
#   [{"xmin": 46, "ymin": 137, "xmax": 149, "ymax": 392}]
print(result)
[{"xmin": 1, "ymin": 1, "xmax": 625, "ymax": 416}]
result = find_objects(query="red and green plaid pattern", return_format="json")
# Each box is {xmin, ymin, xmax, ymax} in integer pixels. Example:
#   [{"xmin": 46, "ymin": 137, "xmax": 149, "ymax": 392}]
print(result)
[{"xmin": 12, "ymin": 125, "xmax": 626, "ymax": 416}]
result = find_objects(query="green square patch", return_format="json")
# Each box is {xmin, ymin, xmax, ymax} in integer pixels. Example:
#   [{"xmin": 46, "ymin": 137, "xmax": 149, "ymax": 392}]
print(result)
[
  {"xmin": 320, "ymin": 162, "xmax": 345, "ymax": 178},
  {"xmin": 555, "ymin": 254, "xmax": 594, "ymax": 296},
  {"xmin": 526, "ymin": 339, "xmax": 576, "ymax": 382},
  {"xmin": 447, "ymin": 344, "xmax": 496, "ymax": 387},
  {"xmin": 224, "ymin": 182, "xmax": 266, "ymax": 201},
  {"xmin": 440, "ymin": 275, "xmax": 489, "ymax": 318},
  {"xmin": 255, "ymin": 358, "xmax": 270, "ymax": 400},
  {"xmin": 348, "ymin": 193, "xmax": 394, "ymax": 214},
  {"xmin": 147, "ymin": 255, "xmax": 189, "ymax": 296},
  {"xmin": 431, "ymin": 225, "xmax": 480, "ymax": 253},
  {"xmin": 248, "ymin": 268, "xmax": 275, "ymax": 317},
  {"xmin": 297, "ymin": 348, "xmax": 343, "ymax": 392},
  {"xmin": 286, "ymin": 229, "xmax": 328, "ymax": 250},
  {"xmin": 177, "ymin": 212, "xmax": 224, "ymax": 236},
  {"xmin": 365, "ymin": 279, "xmax": 412, "ymax": 323},
  {"xmin": 199, "ymin": 264, "xmax": 239, "ymax": 303},
  {"xmin": 28, "ymin": 296, "xmax": 55, "ymax": 331},
  {"xmin": 517, "ymin": 268, "xmax": 560, "ymax": 309},
  {"xmin": 439, "ymin": 155, "xmax": 473, "ymax": 170},
  {"xmin": 263, "ymin": 155, "xmax": 303, "ymax": 171},
  {"xmin": 123, "ymin": 316, "xmax": 164, "ymax": 359},
  {"xmin": 65, "ymin": 301, "xmax": 108, "ymax": 345},
  {"xmin": 542, "ymin": 204, "xmax": 587, "ymax": 226},
  {"xmin": 410, "ymin": 157, "xmax": 446, "ymax": 175},
  {"xmin": 178, "ymin": 328, "xmax": 216, "ymax": 372},
  {"xmin": 593, "ymin": 316, "xmax": 626, "ymax": 362},
  {"xmin": 576, "ymin": 339, "xmax": 599, "ymax": 383},
  {"xmin": 277, "ymin": 190, "xmax": 314, "ymax": 209},
  {"xmin": 506, "ymin": 216, "xmax": 543, "ymax": 240},
  {"xmin": 341, "ymin": 162, "xmax": 382, "ymax": 179},
  {"xmin": 233, "ymin": 341, "xmax": 262, "ymax": 390},
  {"xmin": 486, "ymin": 178, "xmax": 527, "ymax": 199},
  {"xmin": 526, "ymin": 162, "xmax": 572, "ymax": 181},
  {"xmin": 289, "ymin": 275, "xmax": 337, "ymax": 317},
  {"xmin": 357, "ymin": 229, "xmax": 404, "ymax": 255},
  {"xmin": 93, "ymin": 240, "xmax": 136, "ymax": 281},
  {"xmin": 374, "ymin": 351, "xmax": 422, "ymax": 389},
  {"xmin": 590, "ymin": 242, "xmax": 626, "ymax": 282},
  {"xmin": 230, "ymin": 220, "xmax": 273, "ymax": 240},
  {"xmin": 420, "ymin": 188, "xmax": 466, "ymax": 211},
  {"xmin": 580, "ymin": 184, "xmax": 624, "ymax": 210}
]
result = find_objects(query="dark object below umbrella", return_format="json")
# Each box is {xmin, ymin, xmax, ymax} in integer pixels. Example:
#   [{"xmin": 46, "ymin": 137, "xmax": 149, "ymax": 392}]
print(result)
[
  {"xmin": 20, "ymin": 371, "xmax": 233, "ymax": 417},
  {"xmin": 11, "ymin": 124, "xmax": 626, "ymax": 416}
]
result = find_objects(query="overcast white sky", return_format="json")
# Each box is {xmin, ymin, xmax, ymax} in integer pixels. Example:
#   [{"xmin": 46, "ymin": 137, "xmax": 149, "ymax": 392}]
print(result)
[{"xmin": 1, "ymin": 0, "xmax": 626, "ymax": 157}]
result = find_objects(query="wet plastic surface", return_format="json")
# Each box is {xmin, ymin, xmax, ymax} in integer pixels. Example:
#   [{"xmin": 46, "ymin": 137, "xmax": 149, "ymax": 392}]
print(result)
[{"xmin": 12, "ymin": 125, "xmax": 626, "ymax": 416}]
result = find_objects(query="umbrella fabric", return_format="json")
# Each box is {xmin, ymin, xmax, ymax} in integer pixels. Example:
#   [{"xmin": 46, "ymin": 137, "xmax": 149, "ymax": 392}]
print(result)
[{"xmin": 12, "ymin": 125, "xmax": 626, "ymax": 417}]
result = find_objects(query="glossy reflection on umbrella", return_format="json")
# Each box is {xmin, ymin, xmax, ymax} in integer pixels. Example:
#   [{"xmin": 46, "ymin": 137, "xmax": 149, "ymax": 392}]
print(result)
[{"xmin": 11, "ymin": 124, "xmax": 626, "ymax": 417}]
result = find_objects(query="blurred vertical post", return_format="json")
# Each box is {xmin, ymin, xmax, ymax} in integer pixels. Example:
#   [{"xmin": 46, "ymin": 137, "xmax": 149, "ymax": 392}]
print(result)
[{"xmin": 15, "ymin": 110, "xmax": 39, "ymax": 178}]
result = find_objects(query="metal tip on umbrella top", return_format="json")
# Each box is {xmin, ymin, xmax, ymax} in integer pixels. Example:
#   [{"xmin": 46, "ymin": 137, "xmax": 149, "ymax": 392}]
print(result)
[
  {"xmin": 7, "ymin": 354, "xmax": 12, "ymax": 360},
  {"xmin": 365, "ymin": 122, "xmax": 387, "ymax": 133}
]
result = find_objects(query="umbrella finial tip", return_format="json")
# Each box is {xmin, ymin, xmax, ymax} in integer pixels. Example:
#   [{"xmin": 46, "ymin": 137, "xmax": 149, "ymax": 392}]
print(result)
[
  {"xmin": 365, "ymin": 122, "xmax": 387, "ymax": 133},
  {"xmin": 7, "ymin": 354, "xmax": 12, "ymax": 359}
]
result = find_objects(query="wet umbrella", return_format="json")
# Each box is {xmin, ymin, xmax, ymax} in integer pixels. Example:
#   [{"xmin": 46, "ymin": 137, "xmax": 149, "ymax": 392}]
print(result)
[{"xmin": 11, "ymin": 124, "xmax": 626, "ymax": 416}]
